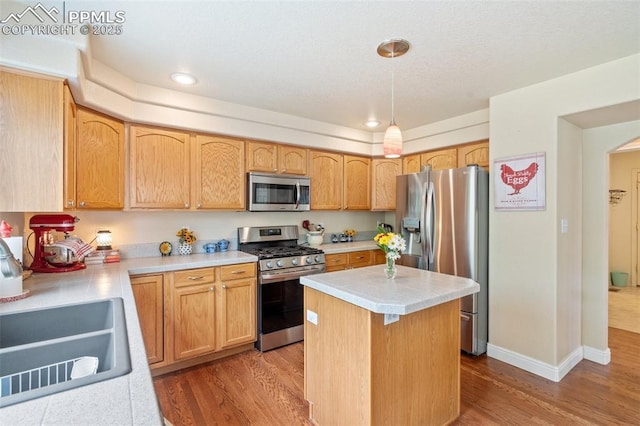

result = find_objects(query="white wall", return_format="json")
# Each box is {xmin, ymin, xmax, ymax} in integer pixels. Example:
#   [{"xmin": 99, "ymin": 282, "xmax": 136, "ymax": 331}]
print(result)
[
  {"xmin": 582, "ymin": 120, "xmax": 640, "ymax": 357},
  {"xmin": 488, "ymin": 54, "xmax": 640, "ymax": 378},
  {"xmin": 609, "ymin": 150, "xmax": 640, "ymax": 286}
]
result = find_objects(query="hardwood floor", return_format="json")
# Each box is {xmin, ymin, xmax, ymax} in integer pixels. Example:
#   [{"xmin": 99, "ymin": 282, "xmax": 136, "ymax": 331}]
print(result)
[
  {"xmin": 609, "ymin": 285, "xmax": 640, "ymax": 334},
  {"xmin": 155, "ymin": 329, "xmax": 640, "ymax": 425}
]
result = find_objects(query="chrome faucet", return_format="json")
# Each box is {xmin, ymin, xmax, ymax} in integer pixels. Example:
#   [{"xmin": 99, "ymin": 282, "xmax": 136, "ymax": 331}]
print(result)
[{"xmin": 0, "ymin": 238, "xmax": 22, "ymax": 278}]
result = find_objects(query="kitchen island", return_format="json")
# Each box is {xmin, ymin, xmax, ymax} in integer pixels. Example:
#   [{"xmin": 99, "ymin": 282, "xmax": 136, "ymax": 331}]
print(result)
[{"xmin": 301, "ymin": 264, "xmax": 479, "ymax": 426}]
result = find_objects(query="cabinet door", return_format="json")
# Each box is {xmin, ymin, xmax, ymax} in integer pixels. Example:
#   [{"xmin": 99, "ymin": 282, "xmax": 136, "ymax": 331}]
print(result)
[
  {"xmin": 278, "ymin": 145, "xmax": 308, "ymax": 175},
  {"xmin": 421, "ymin": 148, "xmax": 457, "ymax": 171},
  {"xmin": 373, "ymin": 250, "xmax": 386, "ymax": 265},
  {"xmin": 76, "ymin": 108, "xmax": 125, "ymax": 209},
  {"xmin": 309, "ymin": 151, "xmax": 343, "ymax": 210},
  {"xmin": 130, "ymin": 274, "xmax": 164, "ymax": 365},
  {"xmin": 130, "ymin": 125, "xmax": 190, "ymax": 209},
  {"xmin": 218, "ymin": 276, "xmax": 256, "ymax": 349},
  {"xmin": 402, "ymin": 154, "xmax": 421, "ymax": 174},
  {"xmin": 344, "ymin": 155, "xmax": 371, "ymax": 210},
  {"xmin": 457, "ymin": 141, "xmax": 489, "ymax": 169},
  {"xmin": 194, "ymin": 134, "xmax": 245, "ymax": 209},
  {"xmin": 0, "ymin": 69, "xmax": 63, "ymax": 212},
  {"xmin": 174, "ymin": 283, "xmax": 217, "ymax": 360},
  {"xmin": 371, "ymin": 158, "xmax": 401, "ymax": 211},
  {"xmin": 63, "ymin": 84, "xmax": 77, "ymax": 210},
  {"xmin": 246, "ymin": 140, "xmax": 277, "ymax": 173}
]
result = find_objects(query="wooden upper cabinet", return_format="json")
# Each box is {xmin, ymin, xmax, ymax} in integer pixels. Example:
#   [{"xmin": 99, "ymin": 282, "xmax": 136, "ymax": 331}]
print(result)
[
  {"xmin": 129, "ymin": 125, "xmax": 191, "ymax": 209},
  {"xmin": 421, "ymin": 148, "xmax": 458, "ymax": 171},
  {"xmin": 246, "ymin": 141, "xmax": 307, "ymax": 175},
  {"xmin": 343, "ymin": 155, "xmax": 371, "ymax": 210},
  {"xmin": 75, "ymin": 108, "xmax": 125, "ymax": 209},
  {"xmin": 0, "ymin": 69, "xmax": 63, "ymax": 212},
  {"xmin": 457, "ymin": 140, "xmax": 489, "ymax": 169},
  {"xmin": 246, "ymin": 141, "xmax": 277, "ymax": 173},
  {"xmin": 371, "ymin": 158, "xmax": 401, "ymax": 211},
  {"xmin": 402, "ymin": 154, "xmax": 421, "ymax": 174},
  {"xmin": 309, "ymin": 150, "xmax": 343, "ymax": 210},
  {"xmin": 194, "ymin": 135, "xmax": 245, "ymax": 210},
  {"xmin": 278, "ymin": 145, "xmax": 307, "ymax": 175},
  {"xmin": 63, "ymin": 84, "xmax": 77, "ymax": 210}
]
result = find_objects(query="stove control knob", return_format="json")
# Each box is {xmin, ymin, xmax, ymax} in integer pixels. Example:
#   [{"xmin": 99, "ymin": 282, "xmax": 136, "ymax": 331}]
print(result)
[
  {"xmin": 314, "ymin": 256, "xmax": 321, "ymax": 263},
  {"xmin": 305, "ymin": 257, "xmax": 312, "ymax": 265},
  {"xmin": 276, "ymin": 260, "xmax": 284, "ymax": 268},
  {"xmin": 265, "ymin": 261, "xmax": 274, "ymax": 269},
  {"xmin": 291, "ymin": 258, "xmax": 299, "ymax": 266}
]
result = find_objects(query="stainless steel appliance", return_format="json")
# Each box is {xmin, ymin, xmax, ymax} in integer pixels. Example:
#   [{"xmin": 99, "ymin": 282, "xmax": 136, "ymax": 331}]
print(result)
[
  {"xmin": 247, "ymin": 173, "xmax": 310, "ymax": 212},
  {"xmin": 396, "ymin": 165, "xmax": 488, "ymax": 355},
  {"xmin": 238, "ymin": 225, "xmax": 325, "ymax": 351}
]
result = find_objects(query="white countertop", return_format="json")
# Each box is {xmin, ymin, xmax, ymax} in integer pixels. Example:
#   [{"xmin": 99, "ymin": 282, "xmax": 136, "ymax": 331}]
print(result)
[
  {"xmin": 0, "ymin": 251, "xmax": 257, "ymax": 426},
  {"xmin": 301, "ymin": 264, "xmax": 479, "ymax": 315}
]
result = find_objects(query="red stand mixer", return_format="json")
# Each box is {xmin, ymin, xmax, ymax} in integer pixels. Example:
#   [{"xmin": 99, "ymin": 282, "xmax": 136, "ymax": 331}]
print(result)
[{"xmin": 29, "ymin": 214, "xmax": 86, "ymax": 273}]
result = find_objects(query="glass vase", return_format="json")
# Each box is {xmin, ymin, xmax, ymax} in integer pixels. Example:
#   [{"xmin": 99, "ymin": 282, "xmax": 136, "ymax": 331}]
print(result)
[{"xmin": 384, "ymin": 257, "xmax": 397, "ymax": 279}]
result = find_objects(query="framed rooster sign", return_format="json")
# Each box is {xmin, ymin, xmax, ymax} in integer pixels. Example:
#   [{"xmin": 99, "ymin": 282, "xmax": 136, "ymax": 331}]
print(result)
[{"xmin": 494, "ymin": 152, "xmax": 546, "ymax": 211}]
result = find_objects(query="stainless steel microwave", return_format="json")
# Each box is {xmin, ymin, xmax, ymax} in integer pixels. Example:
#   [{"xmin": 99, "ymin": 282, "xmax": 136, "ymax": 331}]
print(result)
[{"xmin": 247, "ymin": 173, "xmax": 310, "ymax": 211}]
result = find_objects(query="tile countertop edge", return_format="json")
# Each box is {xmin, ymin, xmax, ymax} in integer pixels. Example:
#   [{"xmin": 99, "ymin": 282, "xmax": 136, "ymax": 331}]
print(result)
[
  {"xmin": 300, "ymin": 264, "xmax": 480, "ymax": 315},
  {"xmin": 0, "ymin": 251, "xmax": 259, "ymax": 425}
]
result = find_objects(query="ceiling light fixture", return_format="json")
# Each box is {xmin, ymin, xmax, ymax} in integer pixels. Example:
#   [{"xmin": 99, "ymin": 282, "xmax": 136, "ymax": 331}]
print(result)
[
  {"xmin": 170, "ymin": 72, "xmax": 197, "ymax": 85},
  {"xmin": 377, "ymin": 39, "xmax": 410, "ymax": 158},
  {"xmin": 365, "ymin": 119, "xmax": 381, "ymax": 128}
]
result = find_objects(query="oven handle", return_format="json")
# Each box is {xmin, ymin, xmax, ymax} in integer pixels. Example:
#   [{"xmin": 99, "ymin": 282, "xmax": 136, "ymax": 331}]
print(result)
[{"xmin": 259, "ymin": 266, "xmax": 325, "ymax": 284}]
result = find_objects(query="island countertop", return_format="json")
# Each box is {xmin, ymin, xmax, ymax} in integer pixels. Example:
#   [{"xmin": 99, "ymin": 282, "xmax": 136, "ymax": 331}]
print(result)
[{"xmin": 300, "ymin": 264, "xmax": 479, "ymax": 315}]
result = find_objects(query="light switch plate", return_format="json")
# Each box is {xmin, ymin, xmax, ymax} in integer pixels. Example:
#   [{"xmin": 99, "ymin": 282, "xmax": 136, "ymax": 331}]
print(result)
[{"xmin": 306, "ymin": 309, "xmax": 318, "ymax": 325}]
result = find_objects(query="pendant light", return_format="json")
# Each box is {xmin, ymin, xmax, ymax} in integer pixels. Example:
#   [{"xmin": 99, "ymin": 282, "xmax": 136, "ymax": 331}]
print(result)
[{"xmin": 377, "ymin": 39, "xmax": 410, "ymax": 158}]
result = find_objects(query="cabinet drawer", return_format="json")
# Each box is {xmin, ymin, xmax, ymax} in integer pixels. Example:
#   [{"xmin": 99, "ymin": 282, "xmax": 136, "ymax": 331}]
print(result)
[
  {"xmin": 348, "ymin": 250, "xmax": 372, "ymax": 268},
  {"xmin": 220, "ymin": 263, "xmax": 256, "ymax": 281},
  {"xmin": 174, "ymin": 267, "xmax": 215, "ymax": 287},
  {"xmin": 326, "ymin": 253, "xmax": 347, "ymax": 267}
]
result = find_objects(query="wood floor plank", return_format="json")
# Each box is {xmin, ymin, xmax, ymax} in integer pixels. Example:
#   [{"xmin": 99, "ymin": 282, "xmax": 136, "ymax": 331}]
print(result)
[{"xmin": 154, "ymin": 328, "xmax": 639, "ymax": 425}]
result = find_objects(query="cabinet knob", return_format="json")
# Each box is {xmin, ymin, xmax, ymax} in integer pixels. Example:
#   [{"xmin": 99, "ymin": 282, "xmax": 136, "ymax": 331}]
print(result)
[
  {"xmin": 184, "ymin": 203, "xmax": 190, "ymax": 209},
  {"xmin": 196, "ymin": 203, "xmax": 202, "ymax": 209},
  {"xmin": 210, "ymin": 287, "xmax": 215, "ymax": 292},
  {"xmin": 282, "ymin": 168, "xmax": 287, "ymax": 172},
  {"xmin": 222, "ymin": 285, "xmax": 227, "ymax": 289},
  {"xmin": 67, "ymin": 200, "xmax": 75, "ymax": 207},
  {"xmin": 79, "ymin": 201, "xmax": 86, "ymax": 207},
  {"xmin": 273, "ymin": 168, "xmax": 277, "ymax": 172}
]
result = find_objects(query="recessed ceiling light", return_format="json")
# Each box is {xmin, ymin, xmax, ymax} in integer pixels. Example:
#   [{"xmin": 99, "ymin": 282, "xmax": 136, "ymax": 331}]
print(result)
[
  {"xmin": 170, "ymin": 72, "xmax": 197, "ymax": 85},
  {"xmin": 365, "ymin": 119, "xmax": 381, "ymax": 128}
]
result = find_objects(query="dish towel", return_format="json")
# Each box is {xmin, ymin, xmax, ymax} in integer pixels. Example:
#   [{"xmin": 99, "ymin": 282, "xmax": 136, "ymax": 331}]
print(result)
[{"xmin": 52, "ymin": 237, "xmax": 95, "ymax": 260}]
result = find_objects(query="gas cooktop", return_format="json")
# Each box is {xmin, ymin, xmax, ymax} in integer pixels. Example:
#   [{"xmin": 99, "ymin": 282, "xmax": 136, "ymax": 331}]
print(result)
[{"xmin": 241, "ymin": 245, "xmax": 323, "ymax": 260}]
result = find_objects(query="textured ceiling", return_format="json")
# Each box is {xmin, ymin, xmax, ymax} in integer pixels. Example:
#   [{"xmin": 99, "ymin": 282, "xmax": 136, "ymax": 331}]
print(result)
[{"xmin": 38, "ymin": 1, "xmax": 640, "ymax": 130}]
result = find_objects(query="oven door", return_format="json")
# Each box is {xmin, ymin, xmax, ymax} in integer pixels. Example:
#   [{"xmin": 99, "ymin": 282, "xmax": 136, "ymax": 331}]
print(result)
[
  {"xmin": 256, "ymin": 266, "xmax": 324, "ymax": 351},
  {"xmin": 247, "ymin": 172, "xmax": 310, "ymax": 212}
]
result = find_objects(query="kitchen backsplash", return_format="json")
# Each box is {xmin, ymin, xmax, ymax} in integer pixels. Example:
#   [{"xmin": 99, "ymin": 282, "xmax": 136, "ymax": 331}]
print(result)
[{"xmin": 6, "ymin": 210, "xmax": 395, "ymax": 261}]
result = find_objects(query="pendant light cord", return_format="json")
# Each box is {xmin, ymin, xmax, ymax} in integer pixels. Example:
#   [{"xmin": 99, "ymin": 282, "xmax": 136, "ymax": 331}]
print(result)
[{"xmin": 391, "ymin": 49, "xmax": 395, "ymax": 125}]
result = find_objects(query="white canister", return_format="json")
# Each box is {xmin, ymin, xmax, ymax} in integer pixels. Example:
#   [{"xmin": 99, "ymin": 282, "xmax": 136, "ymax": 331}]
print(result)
[
  {"xmin": 306, "ymin": 231, "xmax": 324, "ymax": 246},
  {"xmin": 0, "ymin": 276, "xmax": 23, "ymax": 298},
  {"xmin": 1, "ymin": 236, "xmax": 23, "ymax": 265}
]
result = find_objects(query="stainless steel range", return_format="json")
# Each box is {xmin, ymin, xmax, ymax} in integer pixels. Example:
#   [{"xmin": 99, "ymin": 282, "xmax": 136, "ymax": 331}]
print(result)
[{"xmin": 238, "ymin": 225, "xmax": 325, "ymax": 351}]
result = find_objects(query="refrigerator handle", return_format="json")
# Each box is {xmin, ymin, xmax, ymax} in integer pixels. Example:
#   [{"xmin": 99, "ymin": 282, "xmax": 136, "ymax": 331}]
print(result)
[{"xmin": 424, "ymin": 181, "xmax": 435, "ymax": 267}]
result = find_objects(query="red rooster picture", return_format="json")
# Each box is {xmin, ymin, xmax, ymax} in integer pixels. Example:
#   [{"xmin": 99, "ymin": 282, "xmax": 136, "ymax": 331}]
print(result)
[{"xmin": 500, "ymin": 162, "xmax": 539, "ymax": 195}]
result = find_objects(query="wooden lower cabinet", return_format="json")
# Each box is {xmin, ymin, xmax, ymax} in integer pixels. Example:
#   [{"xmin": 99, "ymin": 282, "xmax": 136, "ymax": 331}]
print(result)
[
  {"xmin": 325, "ymin": 250, "xmax": 384, "ymax": 272},
  {"xmin": 130, "ymin": 274, "xmax": 164, "ymax": 365},
  {"xmin": 130, "ymin": 262, "xmax": 256, "ymax": 372}
]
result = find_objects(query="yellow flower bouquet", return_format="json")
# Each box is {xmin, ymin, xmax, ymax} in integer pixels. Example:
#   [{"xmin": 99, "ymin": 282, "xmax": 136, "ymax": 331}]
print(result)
[
  {"xmin": 176, "ymin": 228, "xmax": 197, "ymax": 245},
  {"xmin": 374, "ymin": 226, "xmax": 406, "ymax": 279}
]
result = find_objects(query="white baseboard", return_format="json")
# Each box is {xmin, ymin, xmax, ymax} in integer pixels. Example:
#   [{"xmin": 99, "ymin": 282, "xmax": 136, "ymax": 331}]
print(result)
[
  {"xmin": 487, "ymin": 344, "xmax": 584, "ymax": 382},
  {"xmin": 582, "ymin": 345, "xmax": 611, "ymax": 365}
]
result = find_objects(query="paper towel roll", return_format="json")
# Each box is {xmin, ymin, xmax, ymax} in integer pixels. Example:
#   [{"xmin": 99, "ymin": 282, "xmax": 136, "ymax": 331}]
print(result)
[{"xmin": 1, "ymin": 237, "xmax": 23, "ymax": 265}]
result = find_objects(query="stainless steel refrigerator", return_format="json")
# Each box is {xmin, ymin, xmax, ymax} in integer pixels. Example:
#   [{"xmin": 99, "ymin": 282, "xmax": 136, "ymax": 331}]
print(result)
[{"xmin": 396, "ymin": 165, "xmax": 488, "ymax": 355}]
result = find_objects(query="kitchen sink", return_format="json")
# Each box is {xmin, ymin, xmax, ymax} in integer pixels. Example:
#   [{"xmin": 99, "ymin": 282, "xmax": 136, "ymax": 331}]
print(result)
[{"xmin": 0, "ymin": 298, "xmax": 131, "ymax": 407}]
